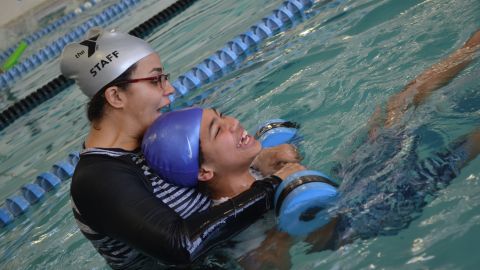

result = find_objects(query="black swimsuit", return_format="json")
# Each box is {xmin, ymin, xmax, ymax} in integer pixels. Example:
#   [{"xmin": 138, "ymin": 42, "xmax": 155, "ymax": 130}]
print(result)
[
  {"xmin": 70, "ymin": 147, "xmax": 280, "ymax": 269},
  {"xmin": 333, "ymin": 129, "xmax": 469, "ymax": 243}
]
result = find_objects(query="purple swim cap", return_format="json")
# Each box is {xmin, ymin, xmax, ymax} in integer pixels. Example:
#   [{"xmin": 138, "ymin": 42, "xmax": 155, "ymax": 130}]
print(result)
[{"xmin": 142, "ymin": 107, "xmax": 203, "ymax": 187}]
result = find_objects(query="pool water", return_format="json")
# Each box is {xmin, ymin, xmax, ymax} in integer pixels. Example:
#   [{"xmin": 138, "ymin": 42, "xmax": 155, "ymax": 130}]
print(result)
[{"xmin": 1, "ymin": 0, "xmax": 479, "ymax": 269}]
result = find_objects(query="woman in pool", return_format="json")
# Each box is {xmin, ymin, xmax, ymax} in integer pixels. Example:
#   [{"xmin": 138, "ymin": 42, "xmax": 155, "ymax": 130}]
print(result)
[{"xmin": 60, "ymin": 29, "xmax": 300, "ymax": 269}]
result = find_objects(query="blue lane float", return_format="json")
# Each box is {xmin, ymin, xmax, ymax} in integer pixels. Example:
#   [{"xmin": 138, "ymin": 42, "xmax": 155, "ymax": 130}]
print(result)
[
  {"xmin": 36, "ymin": 172, "xmax": 62, "ymax": 191},
  {"xmin": 53, "ymin": 160, "xmax": 75, "ymax": 180},
  {"xmin": 0, "ymin": 208, "xmax": 13, "ymax": 227},
  {"xmin": 21, "ymin": 183, "xmax": 46, "ymax": 204},
  {"xmin": 0, "ymin": 0, "xmax": 143, "ymax": 90},
  {"xmin": 5, "ymin": 195, "xmax": 30, "ymax": 217},
  {"xmin": 0, "ymin": 151, "xmax": 80, "ymax": 228}
]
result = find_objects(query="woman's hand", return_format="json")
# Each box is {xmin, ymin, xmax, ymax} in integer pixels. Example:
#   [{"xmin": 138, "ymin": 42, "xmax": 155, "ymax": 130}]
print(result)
[
  {"xmin": 252, "ymin": 144, "xmax": 301, "ymax": 176},
  {"xmin": 272, "ymin": 162, "xmax": 306, "ymax": 180}
]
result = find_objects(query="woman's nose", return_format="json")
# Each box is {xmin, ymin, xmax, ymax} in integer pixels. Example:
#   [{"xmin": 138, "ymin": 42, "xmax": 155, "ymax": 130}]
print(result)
[{"xmin": 163, "ymin": 80, "xmax": 175, "ymax": 96}]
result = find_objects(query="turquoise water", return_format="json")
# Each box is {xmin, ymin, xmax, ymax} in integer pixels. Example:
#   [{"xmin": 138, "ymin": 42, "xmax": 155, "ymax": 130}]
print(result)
[{"xmin": 1, "ymin": 0, "xmax": 480, "ymax": 269}]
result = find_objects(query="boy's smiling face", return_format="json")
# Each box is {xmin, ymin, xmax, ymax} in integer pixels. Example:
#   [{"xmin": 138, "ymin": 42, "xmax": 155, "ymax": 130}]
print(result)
[{"xmin": 199, "ymin": 108, "xmax": 262, "ymax": 176}]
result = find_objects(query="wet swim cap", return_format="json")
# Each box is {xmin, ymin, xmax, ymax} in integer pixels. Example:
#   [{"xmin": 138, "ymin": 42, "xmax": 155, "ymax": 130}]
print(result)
[
  {"xmin": 60, "ymin": 28, "xmax": 155, "ymax": 98},
  {"xmin": 142, "ymin": 107, "xmax": 203, "ymax": 187}
]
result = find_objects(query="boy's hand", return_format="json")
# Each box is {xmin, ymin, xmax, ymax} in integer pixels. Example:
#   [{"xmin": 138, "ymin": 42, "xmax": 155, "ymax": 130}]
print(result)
[
  {"xmin": 252, "ymin": 144, "xmax": 301, "ymax": 176},
  {"xmin": 272, "ymin": 162, "xmax": 306, "ymax": 180}
]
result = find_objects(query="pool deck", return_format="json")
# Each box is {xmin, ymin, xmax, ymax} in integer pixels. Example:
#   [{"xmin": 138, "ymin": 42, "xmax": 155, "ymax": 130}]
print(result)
[
  {"xmin": 1, "ymin": 0, "xmax": 75, "ymax": 27},
  {"xmin": 0, "ymin": 0, "xmax": 77, "ymax": 49}
]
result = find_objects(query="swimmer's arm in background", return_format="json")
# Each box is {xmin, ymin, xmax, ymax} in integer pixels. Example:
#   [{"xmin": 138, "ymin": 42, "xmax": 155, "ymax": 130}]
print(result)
[
  {"xmin": 458, "ymin": 130, "xmax": 480, "ymax": 166},
  {"xmin": 439, "ymin": 129, "xmax": 480, "ymax": 171},
  {"xmin": 368, "ymin": 29, "xmax": 480, "ymax": 135}
]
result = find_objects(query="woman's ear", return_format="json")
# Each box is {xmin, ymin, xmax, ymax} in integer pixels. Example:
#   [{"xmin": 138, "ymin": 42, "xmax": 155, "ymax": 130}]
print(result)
[
  {"xmin": 104, "ymin": 86, "xmax": 125, "ymax": 109},
  {"xmin": 198, "ymin": 165, "xmax": 214, "ymax": 182}
]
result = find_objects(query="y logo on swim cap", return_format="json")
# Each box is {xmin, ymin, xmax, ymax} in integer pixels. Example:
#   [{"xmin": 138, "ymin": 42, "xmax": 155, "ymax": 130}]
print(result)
[{"xmin": 79, "ymin": 34, "xmax": 100, "ymax": 57}]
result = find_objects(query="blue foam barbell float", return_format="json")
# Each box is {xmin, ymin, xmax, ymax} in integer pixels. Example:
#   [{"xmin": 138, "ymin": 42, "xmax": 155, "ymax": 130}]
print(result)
[
  {"xmin": 254, "ymin": 119, "xmax": 300, "ymax": 148},
  {"xmin": 274, "ymin": 170, "xmax": 339, "ymax": 236},
  {"xmin": 255, "ymin": 118, "xmax": 340, "ymax": 237}
]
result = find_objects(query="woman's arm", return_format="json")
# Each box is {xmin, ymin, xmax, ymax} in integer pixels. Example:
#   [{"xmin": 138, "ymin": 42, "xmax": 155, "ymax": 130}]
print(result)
[{"xmin": 72, "ymin": 157, "xmax": 281, "ymax": 265}]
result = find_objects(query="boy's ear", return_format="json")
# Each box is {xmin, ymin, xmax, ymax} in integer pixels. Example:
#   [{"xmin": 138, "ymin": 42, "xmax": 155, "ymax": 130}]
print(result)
[{"xmin": 198, "ymin": 165, "xmax": 214, "ymax": 182}]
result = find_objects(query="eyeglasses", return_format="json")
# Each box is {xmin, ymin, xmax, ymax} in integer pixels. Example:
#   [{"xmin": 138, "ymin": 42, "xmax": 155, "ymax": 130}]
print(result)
[{"xmin": 117, "ymin": 73, "xmax": 170, "ymax": 90}]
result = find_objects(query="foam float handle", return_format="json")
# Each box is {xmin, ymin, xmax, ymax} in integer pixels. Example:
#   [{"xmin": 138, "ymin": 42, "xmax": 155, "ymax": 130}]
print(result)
[{"xmin": 254, "ymin": 119, "xmax": 300, "ymax": 148}]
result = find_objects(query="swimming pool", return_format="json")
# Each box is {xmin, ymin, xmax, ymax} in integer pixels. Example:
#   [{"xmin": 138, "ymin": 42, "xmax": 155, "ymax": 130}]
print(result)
[{"xmin": 1, "ymin": 0, "xmax": 479, "ymax": 268}]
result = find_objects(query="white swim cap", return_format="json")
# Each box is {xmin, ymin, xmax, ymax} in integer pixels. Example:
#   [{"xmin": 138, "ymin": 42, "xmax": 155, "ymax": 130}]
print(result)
[{"xmin": 60, "ymin": 29, "xmax": 155, "ymax": 98}]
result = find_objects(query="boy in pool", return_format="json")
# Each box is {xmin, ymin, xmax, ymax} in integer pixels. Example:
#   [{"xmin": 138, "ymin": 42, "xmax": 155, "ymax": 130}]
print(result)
[
  {"xmin": 143, "ymin": 29, "xmax": 480, "ymax": 268},
  {"xmin": 143, "ymin": 106, "xmax": 480, "ymax": 269}
]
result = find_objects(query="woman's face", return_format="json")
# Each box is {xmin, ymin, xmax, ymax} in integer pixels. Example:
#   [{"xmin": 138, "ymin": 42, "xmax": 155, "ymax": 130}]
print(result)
[
  {"xmin": 199, "ymin": 108, "xmax": 262, "ymax": 173},
  {"xmin": 122, "ymin": 53, "xmax": 174, "ymax": 134}
]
